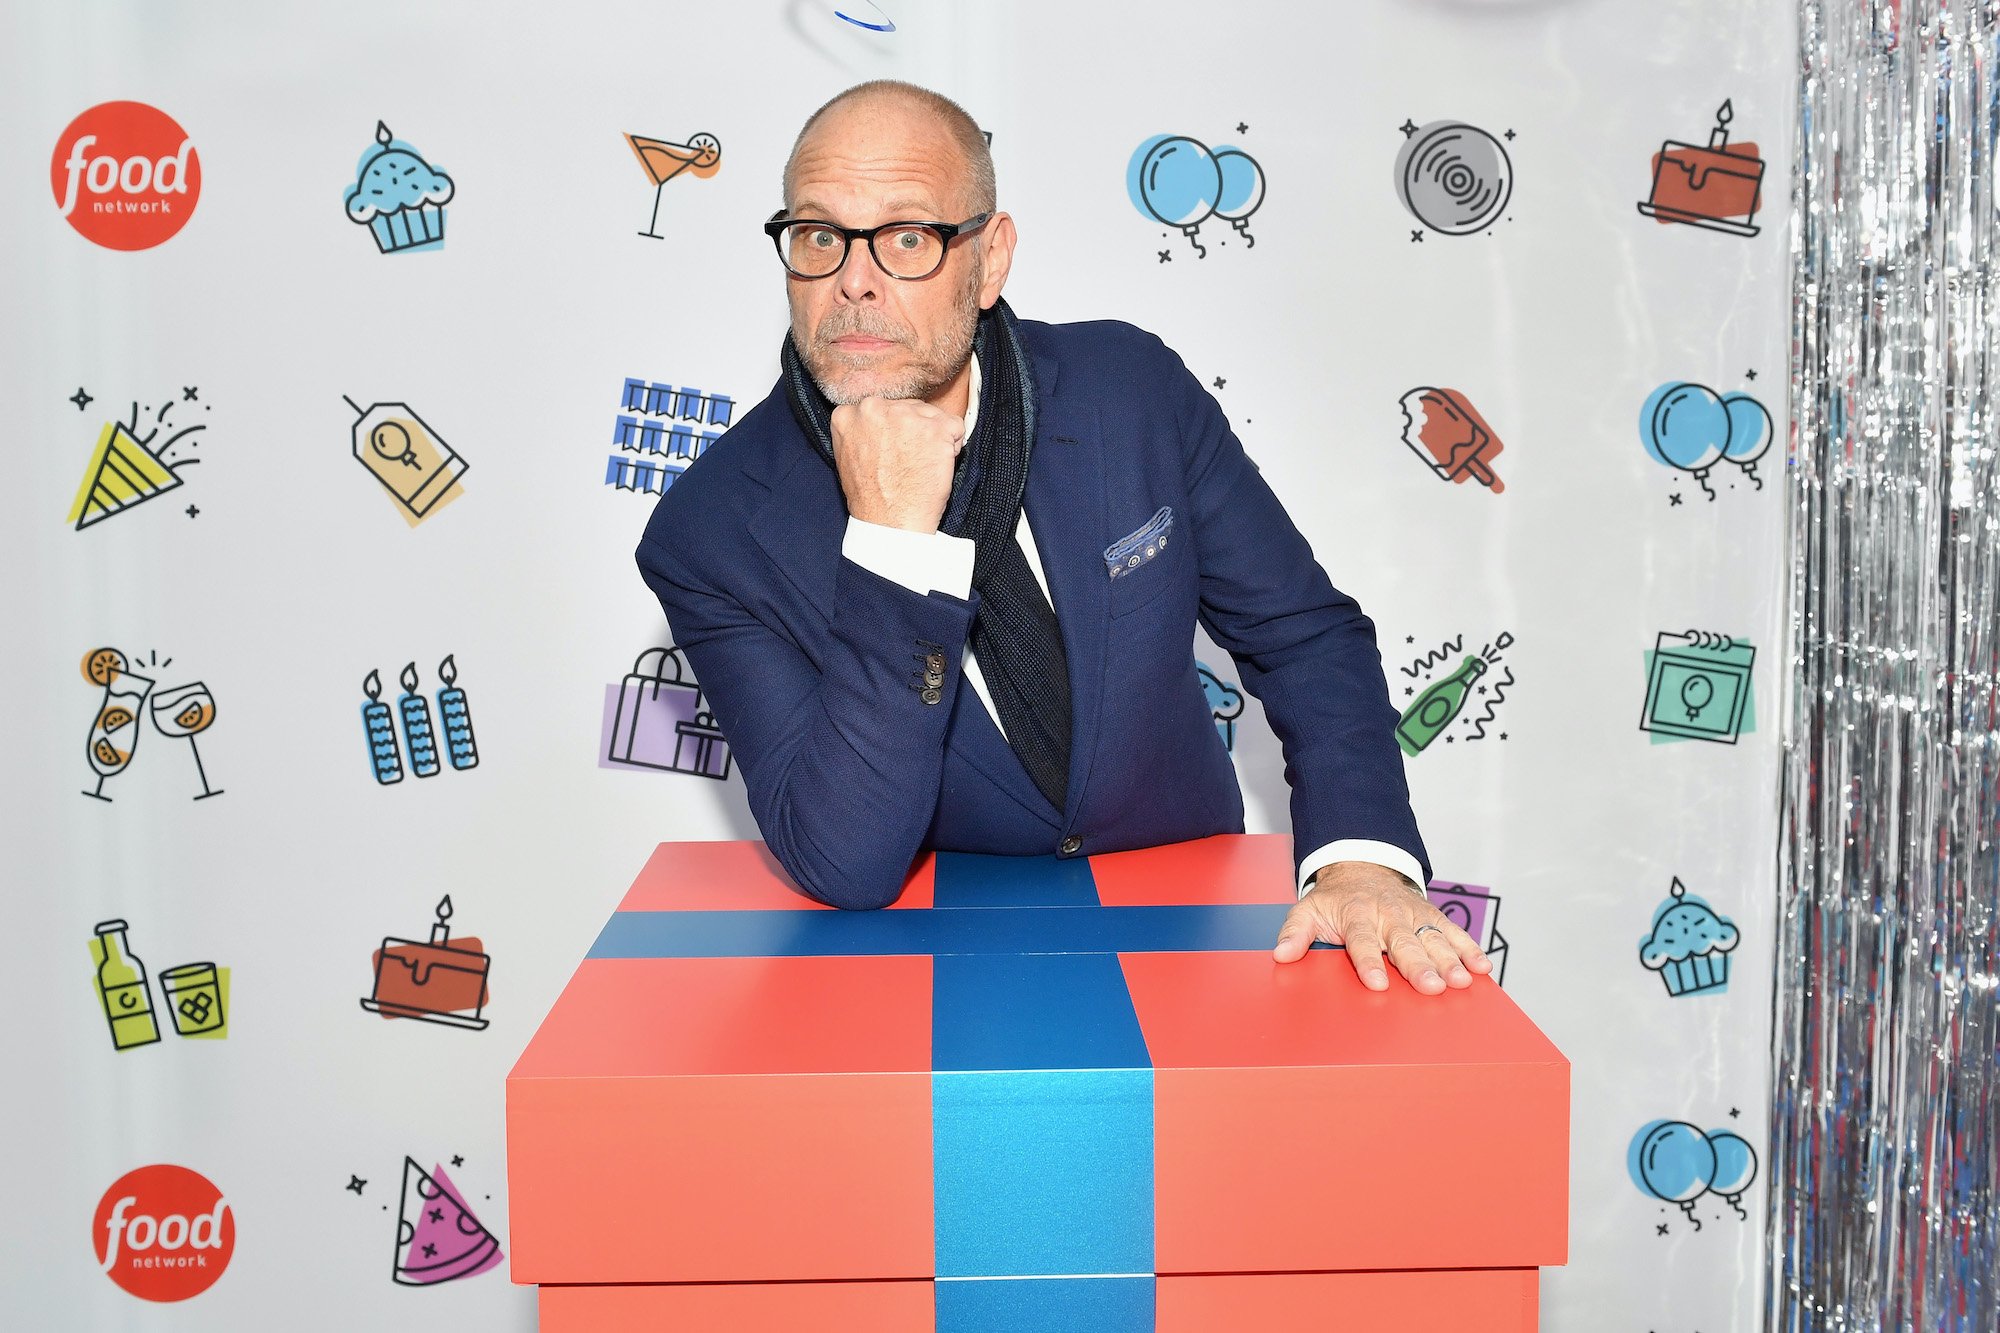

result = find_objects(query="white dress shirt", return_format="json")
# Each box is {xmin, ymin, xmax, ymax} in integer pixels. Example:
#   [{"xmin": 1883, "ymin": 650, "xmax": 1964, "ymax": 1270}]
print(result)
[{"xmin": 837, "ymin": 356, "xmax": 1428, "ymax": 902}]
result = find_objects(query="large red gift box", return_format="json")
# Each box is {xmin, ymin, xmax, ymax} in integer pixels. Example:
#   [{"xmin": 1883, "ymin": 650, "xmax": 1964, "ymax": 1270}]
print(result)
[{"xmin": 507, "ymin": 834, "xmax": 1569, "ymax": 1330}]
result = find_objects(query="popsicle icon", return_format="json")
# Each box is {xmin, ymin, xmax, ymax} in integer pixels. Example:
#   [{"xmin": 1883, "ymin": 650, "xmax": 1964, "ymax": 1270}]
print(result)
[
  {"xmin": 343, "ymin": 395, "xmax": 469, "ymax": 522},
  {"xmin": 1397, "ymin": 387, "xmax": 1506, "ymax": 494}
]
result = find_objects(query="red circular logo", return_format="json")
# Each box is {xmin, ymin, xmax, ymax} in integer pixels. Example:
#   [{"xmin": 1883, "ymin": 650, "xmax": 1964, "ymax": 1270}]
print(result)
[
  {"xmin": 50, "ymin": 101, "xmax": 201, "ymax": 250},
  {"xmin": 92, "ymin": 1164, "xmax": 234, "ymax": 1301}
]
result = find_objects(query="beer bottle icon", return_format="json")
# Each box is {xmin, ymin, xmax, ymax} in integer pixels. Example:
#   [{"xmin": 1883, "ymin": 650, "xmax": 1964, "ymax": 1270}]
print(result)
[{"xmin": 94, "ymin": 919, "xmax": 161, "ymax": 1050}]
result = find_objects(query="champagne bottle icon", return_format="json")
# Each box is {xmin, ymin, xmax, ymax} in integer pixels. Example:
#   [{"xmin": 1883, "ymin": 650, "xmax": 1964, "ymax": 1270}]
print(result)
[
  {"xmin": 1396, "ymin": 633, "xmax": 1513, "ymax": 755},
  {"xmin": 94, "ymin": 919, "xmax": 160, "ymax": 1050}
]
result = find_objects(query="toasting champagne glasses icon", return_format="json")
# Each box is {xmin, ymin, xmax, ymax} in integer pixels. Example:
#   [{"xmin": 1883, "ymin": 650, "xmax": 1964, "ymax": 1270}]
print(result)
[
  {"xmin": 152, "ymin": 682, "xmax": 223, "ymax": 800},
  {"xmin": 82, "ymin": 648, "xmax": 153, "ymax": 802}
]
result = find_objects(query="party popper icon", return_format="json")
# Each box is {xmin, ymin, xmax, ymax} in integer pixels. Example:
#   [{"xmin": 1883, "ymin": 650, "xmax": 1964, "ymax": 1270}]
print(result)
[
  {"xmin": 66, "ymin": 390, "xmax": 213, "ymax": 531},
  {"xmin": 342, "ymin": 395, "xmax": 468, "ymax": 523}
]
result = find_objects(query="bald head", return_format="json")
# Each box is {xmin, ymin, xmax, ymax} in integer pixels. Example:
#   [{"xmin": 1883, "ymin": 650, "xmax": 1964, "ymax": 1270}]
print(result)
[{"xmin": 783, "ymin": 80, "xmax": 995, "ymax": 217}]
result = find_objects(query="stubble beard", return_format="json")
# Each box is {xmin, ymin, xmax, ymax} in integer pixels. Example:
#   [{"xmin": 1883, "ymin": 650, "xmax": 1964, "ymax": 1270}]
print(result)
[{"xmin": 795, "ymin": 260, "xmax": 983, "ymax": 406}]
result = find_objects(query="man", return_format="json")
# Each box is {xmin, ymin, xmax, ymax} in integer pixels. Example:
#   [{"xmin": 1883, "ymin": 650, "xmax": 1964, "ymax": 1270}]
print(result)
[{"xmin": 636, "ymin": 81, "xmax": 1490, "ymax": 997}]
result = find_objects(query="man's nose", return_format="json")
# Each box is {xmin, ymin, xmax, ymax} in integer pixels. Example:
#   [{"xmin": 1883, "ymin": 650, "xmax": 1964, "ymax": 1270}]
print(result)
[{"xmin": 833, "ymin": 236, "xmax": 886, "ymax": 302}]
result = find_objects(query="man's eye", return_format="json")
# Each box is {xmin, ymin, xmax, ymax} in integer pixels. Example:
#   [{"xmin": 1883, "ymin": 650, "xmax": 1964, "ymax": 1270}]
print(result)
[
  {"xmin": 890, "ymin": 229, "xmax": 924, "ymax": 249},
  {"xmin": 805, "ymin": 228, "xmax": 839, "ymax": 248}
]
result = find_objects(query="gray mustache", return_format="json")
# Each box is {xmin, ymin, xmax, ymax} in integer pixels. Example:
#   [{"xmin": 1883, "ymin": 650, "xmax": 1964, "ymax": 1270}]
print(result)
[{"xmin": 815, "ymin": 313, "xmax": 910, "ymax": 347}]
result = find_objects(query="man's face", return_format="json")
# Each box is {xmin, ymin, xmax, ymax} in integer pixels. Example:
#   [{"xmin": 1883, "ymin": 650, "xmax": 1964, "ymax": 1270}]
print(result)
[{"xmin": 784, "ymin": 100, "xmax": 995, "ymax": 405}]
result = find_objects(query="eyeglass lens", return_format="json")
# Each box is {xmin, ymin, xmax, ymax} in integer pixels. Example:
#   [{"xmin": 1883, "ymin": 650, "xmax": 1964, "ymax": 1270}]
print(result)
[{"xmin": 779, "ymin": 222, "xmax": 947, "ymax": 278}]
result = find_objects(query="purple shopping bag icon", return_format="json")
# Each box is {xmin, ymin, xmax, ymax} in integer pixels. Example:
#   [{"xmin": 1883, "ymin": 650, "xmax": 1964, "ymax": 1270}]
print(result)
[{"xmin": 601, "ymin": 647, "xmax": 732, "ymax": 780}]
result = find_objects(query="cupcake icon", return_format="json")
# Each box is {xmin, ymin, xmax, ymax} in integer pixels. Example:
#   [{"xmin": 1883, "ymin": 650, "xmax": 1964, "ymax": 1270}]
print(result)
[
  {"xmin": 344, "ymin": 122, "xmax": 454, "ymax": 254},
  {"xmin": 1639, "ymin": 877, "xmax": 1739, "ymax": 997}
]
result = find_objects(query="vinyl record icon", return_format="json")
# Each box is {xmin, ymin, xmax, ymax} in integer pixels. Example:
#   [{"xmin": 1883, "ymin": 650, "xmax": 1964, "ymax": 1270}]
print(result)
[{"xmin": 1397, "ymin": 121, "xmax": 1513, "ymax": 236}]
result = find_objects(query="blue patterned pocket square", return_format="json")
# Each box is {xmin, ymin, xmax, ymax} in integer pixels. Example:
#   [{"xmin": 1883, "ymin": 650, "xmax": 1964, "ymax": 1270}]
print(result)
[{"xmin": 1103, "ymin": 506, "xmax": 1173, "ymax": 579}]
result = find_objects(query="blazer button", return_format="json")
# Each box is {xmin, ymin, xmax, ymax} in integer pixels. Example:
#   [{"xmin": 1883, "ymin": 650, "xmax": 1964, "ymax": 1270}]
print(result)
[
  {"xmin": 921, "ymin": 687, "xmax": 942, "ymax": 705},
  {"xmin": 1059, "ymin": 834, "xmax": 1082, "ymax": 855},
  {"xmin": 925, "ymin": 652, "xmax": 947, "ymax": 672},
  {"xmin": 924, "ymin": 669, "xmax": 944, "ymax": 687}
]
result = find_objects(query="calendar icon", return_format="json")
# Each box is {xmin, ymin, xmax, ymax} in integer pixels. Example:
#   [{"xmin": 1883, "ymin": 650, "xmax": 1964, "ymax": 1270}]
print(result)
[{"xmin": 1641, "ymin": 630, "xmax": 1756, "ymax": 744}]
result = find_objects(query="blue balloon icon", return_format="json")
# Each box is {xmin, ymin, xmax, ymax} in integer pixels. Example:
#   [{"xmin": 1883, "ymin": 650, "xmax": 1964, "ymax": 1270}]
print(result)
[
  {"xmin": 1721, "ymin": 393, "xmax": 1773, "ymax": 487},
  {"xmin": 1629, "ymin": 1119, "xmax": 1762, "ymax": 1231},
  {"xmin": 1629, "ymin": 1119, "xmax": 1717, "ymax": 1229},
  {"xmin": 1641, "ymin": 382, "xmax": 1773, "ymax": 500},
  {"xmin": 1641, "ymin": 384, "xmax": 1730, "ymax": 473},
  {"xmin": 1706, "ymin": 1129, "xmax": 1759, "ymax": 1219},
  {"xmin": 1213, "ymin": 146, "xmax": 1266, "ymax": 247},
  {"xmin": 1128, "ymin": 135, "xmax": 1225, "ymax": 257}
]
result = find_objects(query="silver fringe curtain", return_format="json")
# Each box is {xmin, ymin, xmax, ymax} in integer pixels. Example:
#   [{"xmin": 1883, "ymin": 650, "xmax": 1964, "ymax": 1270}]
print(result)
[{"xmin": 1776, "ymin": 2, "xmax": 2000, "ymax": 1329}]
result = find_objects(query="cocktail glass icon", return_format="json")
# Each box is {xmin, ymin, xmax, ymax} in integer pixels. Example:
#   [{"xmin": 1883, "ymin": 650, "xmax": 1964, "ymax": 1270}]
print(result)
[
  {"xmin": 82, "ymin": 647, "xmax": 154, "ymax": 802},
  {"xmin": 152, "ymin": 682, "xmax": 223, "ymax": 800},
  {"xmin": 626, "ymin": 132, "xmax": 721, "ymax": 240}
]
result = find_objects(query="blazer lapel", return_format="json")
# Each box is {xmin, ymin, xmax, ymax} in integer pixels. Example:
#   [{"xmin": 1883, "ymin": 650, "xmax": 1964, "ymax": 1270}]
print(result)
[
  {"xmin": 1022, "ymin": 359, "xmax": 1110, "ymax": 828},
  {"xmin": 748, "ymin": 444, "xmax": 846, "ymax": 625}
]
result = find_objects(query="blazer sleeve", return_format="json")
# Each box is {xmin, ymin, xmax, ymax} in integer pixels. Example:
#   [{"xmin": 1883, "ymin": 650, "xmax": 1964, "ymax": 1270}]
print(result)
[
  {"xmin": 1162, "ymin": 341, "xmax": 1433, "ymax": 887},
  {"xmin": 635, "ymin": 532, "xmax": 979, "ymax": 910}
]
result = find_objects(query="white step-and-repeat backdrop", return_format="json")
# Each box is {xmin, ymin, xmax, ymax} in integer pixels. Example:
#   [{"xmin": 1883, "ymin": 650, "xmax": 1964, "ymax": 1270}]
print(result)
[{"xmin": 0, "ymin": 1, "xmax": 1791, "ymax": 1327}]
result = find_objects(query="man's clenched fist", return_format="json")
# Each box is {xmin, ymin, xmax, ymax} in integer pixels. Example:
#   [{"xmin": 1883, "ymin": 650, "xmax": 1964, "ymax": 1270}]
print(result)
[{"xmin": 830, "ymin": 397, "xmax": 965, "ymax": 532}]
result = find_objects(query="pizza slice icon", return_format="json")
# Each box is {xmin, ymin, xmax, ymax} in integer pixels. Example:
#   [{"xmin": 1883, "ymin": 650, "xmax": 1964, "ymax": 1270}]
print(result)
[{"xmin": 391, "ymin": 1157, "xmax": 503, "ymax": 1285}]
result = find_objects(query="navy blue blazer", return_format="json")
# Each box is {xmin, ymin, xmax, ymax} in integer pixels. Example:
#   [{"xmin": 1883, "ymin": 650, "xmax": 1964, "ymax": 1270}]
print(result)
[{"xmin": 635, "ymin": 318, "xmax": 1429, "ymax": 909}]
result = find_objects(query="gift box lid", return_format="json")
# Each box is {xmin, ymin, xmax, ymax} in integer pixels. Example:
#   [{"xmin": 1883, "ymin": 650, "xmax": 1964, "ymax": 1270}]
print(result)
[{"xmin": 507, "ymin": 835, "xmax": 1568, "ymax": 1285}]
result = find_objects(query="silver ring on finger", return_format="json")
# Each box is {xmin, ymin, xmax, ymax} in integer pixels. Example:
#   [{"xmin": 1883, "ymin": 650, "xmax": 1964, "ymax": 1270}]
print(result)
[{"xmin": 1414, "ymin": 924, "xmax": 1443, "ymax": 939}]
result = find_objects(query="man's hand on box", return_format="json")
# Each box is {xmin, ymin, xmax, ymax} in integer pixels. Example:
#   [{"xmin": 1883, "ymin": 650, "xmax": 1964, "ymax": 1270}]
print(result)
[{"xmin": 1271, "ymin": 861, "xmax": 1492, "ymax": 995}]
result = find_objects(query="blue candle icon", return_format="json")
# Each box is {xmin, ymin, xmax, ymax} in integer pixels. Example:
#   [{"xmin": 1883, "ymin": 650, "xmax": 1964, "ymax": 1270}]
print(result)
[
  {"xmin": 362, "ymin": 669, "xmax": 404, "ymax": 785},
  {"xmin": 437, "ymin": 653, "xmax": 479, "ymax": 771},
  {"xmin": 398, "ymin": 662, "xmax": 439, "ymax": 778}
]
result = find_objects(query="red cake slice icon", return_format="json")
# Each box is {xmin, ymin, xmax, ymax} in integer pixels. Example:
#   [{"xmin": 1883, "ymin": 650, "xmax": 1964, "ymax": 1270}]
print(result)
[{"xmin": 391, "ymin": 1157, "xmax": 503, "ymax": 1285}]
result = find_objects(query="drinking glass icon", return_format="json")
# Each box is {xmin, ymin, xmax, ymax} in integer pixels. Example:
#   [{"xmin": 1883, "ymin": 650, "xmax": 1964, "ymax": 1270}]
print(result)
[
  {"xmin": 152, "ymin": 682, "xmax": 223, "ymax": 800},
  {"xmin": 82, "ymin": 647, "xmax": 153, "ymax": 802},
  {"xmin": 626, "ymin": 132, "xmax": 721, "ymax": 239}
]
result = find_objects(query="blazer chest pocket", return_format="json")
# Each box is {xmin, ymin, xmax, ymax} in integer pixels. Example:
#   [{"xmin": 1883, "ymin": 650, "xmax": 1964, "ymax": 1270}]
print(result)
[{"xmin": 1105, "ymin": 506, "xmax": 1183, "ymax": 618}]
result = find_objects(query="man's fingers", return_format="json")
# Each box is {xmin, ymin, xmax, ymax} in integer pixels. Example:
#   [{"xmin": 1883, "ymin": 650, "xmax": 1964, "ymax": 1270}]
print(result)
[
  {"xmin": 1385, "ymin": 928, "xmax": 1446, "ymax": 995},
  {"xmin": 1439, "ymin": 921, "xmax": 1492, "ymax": 977},
  {"xmin": 1271, "ymin": 902, "xmax": 1326, "ymax": 964},
  {"xmin": 1343, "ymin": 922, "xmax": 1388, "ymax": 990},
  {"xmin": 1416, "ymin": 926, "xmax": 1470, "ymax": 989}
]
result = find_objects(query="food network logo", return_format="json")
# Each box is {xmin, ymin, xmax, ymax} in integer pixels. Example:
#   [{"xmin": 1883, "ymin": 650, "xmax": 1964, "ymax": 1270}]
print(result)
[
  {"xmin": 51, "ymin": 101, "xmax": 201, "ymax": 250},
  {"xmin": 93, "ymin": 1164, "xmax": 234, "ymax": 1301}
]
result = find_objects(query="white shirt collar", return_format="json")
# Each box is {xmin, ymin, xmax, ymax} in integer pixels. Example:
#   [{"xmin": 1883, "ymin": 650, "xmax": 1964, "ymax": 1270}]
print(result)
[{"xmin": 962, "ymin": 352, "xmax": 982, "ymax": 438}]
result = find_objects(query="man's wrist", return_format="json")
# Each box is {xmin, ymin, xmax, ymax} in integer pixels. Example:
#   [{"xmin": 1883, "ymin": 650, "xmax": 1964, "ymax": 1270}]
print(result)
[
  {"xmin": 1297, "ymin": 839, "xmax": 1429, "ymax": 900},
  {"xmin": 841, "ymin": 516, "xmax": 975, "ymax": 599}
]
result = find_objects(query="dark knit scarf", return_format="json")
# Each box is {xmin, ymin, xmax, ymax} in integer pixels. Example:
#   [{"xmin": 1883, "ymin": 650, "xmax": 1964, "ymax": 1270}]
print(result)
[{"xmin": 782, "ymin": 297, "xmax": 1072, "ymax": 812}]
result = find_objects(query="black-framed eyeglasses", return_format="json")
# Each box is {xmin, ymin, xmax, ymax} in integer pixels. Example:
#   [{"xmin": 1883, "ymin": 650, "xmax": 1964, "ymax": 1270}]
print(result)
[{"xmin": 763, "ymin": 210, "xmax": 993, "ymax": 280}]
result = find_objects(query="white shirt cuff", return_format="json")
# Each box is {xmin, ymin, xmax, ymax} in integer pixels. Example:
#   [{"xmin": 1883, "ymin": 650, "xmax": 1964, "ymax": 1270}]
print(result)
[
  {"xmin": 1297, "ymin": 839, "xmax": 1429, "ymax": 901},
  {"xmin": 841, "ymin": 516, "xmax": 975, "ymax": 600}
]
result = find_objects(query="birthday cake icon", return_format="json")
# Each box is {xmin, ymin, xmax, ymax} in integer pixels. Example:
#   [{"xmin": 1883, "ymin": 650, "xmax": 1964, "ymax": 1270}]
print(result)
[
  {"xmin": 1639, "ymin": 878, "xmax": 1739, "ymax": 997},
  {"xmin": 360, "ymin": 895, "xmax": 491, "ymax": 1029},
  {"xmin": 1637, "ymin": 99, "xmax": 1766, "ymax": 237},
  {"xmin": 344, "ymin": 122, "xmax": 455, "ymax": 254}
]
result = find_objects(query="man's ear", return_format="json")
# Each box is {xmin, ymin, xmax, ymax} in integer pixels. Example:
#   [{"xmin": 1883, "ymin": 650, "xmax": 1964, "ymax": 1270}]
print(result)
[{"xmin": 978, "ymin": 212, "xmax": 1016, "ymax": 309}]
